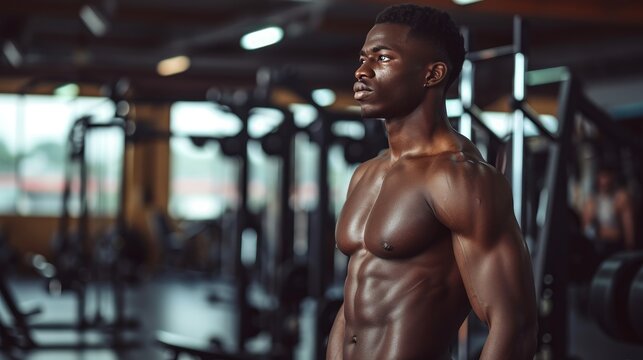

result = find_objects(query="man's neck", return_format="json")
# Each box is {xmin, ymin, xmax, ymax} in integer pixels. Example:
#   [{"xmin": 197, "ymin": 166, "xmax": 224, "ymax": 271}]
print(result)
[{"xmin": 384, "ymin": 96, "xmax": 455, "ymax": 162}]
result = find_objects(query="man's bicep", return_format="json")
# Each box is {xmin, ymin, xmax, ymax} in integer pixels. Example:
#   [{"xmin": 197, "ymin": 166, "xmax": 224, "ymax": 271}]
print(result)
[
  {"xmin": 430, "ymin": 162, "xmax": 536, "ymax": 324},
  {"xmin": 452, "ymin": 223, "xmax": 535, "ymax": 325}
]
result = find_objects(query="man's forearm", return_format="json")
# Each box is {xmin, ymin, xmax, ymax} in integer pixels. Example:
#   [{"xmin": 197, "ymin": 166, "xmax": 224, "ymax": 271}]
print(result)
[
  {"xmin": 326, "ymin": 304, "xmax": 345, "ymax": 360},
  {"xmin": 479, "ymin": 319, "xmax": 538, "ymax": 360}
]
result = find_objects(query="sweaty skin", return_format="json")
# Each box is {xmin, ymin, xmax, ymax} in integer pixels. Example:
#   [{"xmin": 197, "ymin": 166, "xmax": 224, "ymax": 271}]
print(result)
[{"xmin": 327, "ymin": 23, "xmax": 538, "ymax": 360}]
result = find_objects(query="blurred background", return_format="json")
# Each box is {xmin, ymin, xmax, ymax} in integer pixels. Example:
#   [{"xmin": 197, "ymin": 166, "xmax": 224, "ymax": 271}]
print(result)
[{"xmin": 0, "ymin": 0, "xmax": 641, "ymax": 359}]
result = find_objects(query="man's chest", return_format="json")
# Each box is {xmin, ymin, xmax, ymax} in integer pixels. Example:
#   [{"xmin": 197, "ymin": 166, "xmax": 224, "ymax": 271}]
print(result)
[{"xmin": 335, "ymin": 167, "xmax": 447, "ymax": 259}]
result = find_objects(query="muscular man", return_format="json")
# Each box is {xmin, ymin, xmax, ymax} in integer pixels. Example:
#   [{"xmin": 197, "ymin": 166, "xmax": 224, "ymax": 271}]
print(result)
[{"xmin": 327, "ymin": 5, "xmax": 538, "ymax": 359}]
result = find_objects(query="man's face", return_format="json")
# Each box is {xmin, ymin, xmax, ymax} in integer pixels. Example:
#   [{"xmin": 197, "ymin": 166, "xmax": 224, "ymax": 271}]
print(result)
[{"xmin": 354, "ymin": 23, "xmax": 432, "ymax": 119}]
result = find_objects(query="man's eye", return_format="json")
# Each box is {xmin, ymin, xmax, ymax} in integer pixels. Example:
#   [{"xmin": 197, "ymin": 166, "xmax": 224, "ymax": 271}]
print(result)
[
  {"xmin": 379, "ymin": 55, "xmax": 391, "ymax": 62},
  {"xmin": 358, "ymin": 58, "xmax": 366, "ymax": 64}
]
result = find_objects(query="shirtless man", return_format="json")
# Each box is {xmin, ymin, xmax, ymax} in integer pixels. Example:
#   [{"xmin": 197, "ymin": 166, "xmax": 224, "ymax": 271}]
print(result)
[
  {"xmin": 327, "ymin": 5, "xmax": 538, "ymax": 359},
  {"xmin": 582, "ymin": 166, "xmax": 636, "ymax": 255}
]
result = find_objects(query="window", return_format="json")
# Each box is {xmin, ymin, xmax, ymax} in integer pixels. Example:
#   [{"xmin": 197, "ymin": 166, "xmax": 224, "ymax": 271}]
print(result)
[
  {"xmin": 169, "ymin": 102, "xmax": 242, "ymax": 220},
  {"xmin": 0, "ymin": 95, "xmax": 19, "ymax": 213},
  {"xmin": 0, "ymin": 94, "xmax": 117, "ymax": 216}
]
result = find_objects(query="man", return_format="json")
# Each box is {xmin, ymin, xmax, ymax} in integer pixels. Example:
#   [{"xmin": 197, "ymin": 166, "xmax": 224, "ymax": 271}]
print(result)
[
  {"xmin": 328, "ymin": 4, "xmax": 538, "ymax": 360},
  {"xmin": 582, "ymin": 165, "xmax": 636, "ymax": 256}
]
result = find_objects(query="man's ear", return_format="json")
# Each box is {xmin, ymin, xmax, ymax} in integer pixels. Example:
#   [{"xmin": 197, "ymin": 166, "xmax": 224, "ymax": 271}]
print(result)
[{"xmin": 424, "ymin": 62, "xmax": 448, "ymax": 88}]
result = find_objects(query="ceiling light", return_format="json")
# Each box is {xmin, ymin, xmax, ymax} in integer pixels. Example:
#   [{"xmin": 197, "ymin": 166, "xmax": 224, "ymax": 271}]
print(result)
[
  {"xmin": 80, "ymin": 4, "xmax": 110, "ymax": 36},
  {"xmin": 240, "ymin": 26, "xmax": 284, "ymax": 50},
  {"xmin": 2, "ymin": 41, "xmax": 23, "ymax": 67},
  {"xmin": 513, "ymin": 52, "xmax": 525, "ymax": 101},
  {"xmin": 157, "ymin": 55, "xmax": 191, "ymax": 76},
  {"xmin": 452, "ymin": 0, "xmax": 484, "ymax": 5},
  {"xmin": 311, "ymin": 88, "xmax": 336, "ymax": 107}
]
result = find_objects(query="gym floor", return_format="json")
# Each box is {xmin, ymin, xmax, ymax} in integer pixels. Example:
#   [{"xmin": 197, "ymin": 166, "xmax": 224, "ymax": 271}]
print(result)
[
  {"xmin": 1, "ymin": 273, "xmax": 318, "ymax": 360},
  {"xmin": 2, "ymin": 275, "xmax": 642, "ymax": 360}
]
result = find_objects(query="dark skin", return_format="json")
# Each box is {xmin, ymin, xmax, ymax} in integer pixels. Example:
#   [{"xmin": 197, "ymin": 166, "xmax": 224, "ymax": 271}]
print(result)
[{"xmin": 327, "ymin": 23, "xmax": 538, "ymax": 360}]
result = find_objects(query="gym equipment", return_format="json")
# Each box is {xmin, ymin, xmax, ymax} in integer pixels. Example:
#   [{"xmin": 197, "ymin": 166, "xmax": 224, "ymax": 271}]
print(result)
[
  {"xmin": 0, "ymin": 227, "xmax": 18, "ymax": 273},
  {"xmin": 533, "ymin": 76, "xmax": 643, "ymax": 357},
  {"xmin": 154, "ymin": 66, "xmax": 385, "ymax": 359},
  {"xmin": 454, "ymin": 15, "xmax": 643, "ymax": 360},
  {"xmin": 156, "ymin": 88, "xmax": 308, "ymax": 360},
  {"xmin": 0, "ymin": 231, "xmax": 40, "ymax": 355},
  {"xmin": 125, "ymin": 105, "xmax": 283, "ymax": 349},
  {"xmin": 51, "ymin": 115, "xmax": 141, "ymax": 331},
  {"xmin": 588, "ymin": 251, "xmax": 643, "ymax": 343},
  {"xmin": 254, "ymin": 106, "xmax": 297, "ymax": 298},
  {"xmin": 628, "ymin": 265, "xmax": 643, "ymax": 342},
  {"xmin": 0, "ymin": 270, "xmax": 40, "ymax": 355},
  {"xmin": 9, "ymin": 100, "xmax": 144, "ymax": 354},
  {"xmin": 148, "ymin": 208, "xmax": 223, "ymax": 274}
]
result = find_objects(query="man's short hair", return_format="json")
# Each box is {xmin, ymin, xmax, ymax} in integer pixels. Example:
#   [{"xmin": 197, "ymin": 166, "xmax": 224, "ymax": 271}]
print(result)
[{"xmin": 375, "ymin": 4, "xmax": 465, "ymax": 91}]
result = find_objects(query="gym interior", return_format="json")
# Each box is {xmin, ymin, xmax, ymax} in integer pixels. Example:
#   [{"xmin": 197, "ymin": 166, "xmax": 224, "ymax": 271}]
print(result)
[{"xmin": 0, "ymin": 1, "xmax": 642, "ymax": 359}]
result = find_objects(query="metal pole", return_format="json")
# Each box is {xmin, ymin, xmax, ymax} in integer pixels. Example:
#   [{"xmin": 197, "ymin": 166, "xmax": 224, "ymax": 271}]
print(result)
[
  {"xmin": 457, "ymin": 27, "xmax": 472, "ymax": 360},
  {"xmin": 459, "ymin": 28, "xmax": 473, "ymax": 140},
  {"xmin": 533, "ymin": 77, "xmax": 576, "ymax": 360},
  {"xmin": 235, "ymin": 109, "xmax": 250, "ymax": 353},
  {"xmin": 512, "ymin": 16, "xmax": 526, "ymax": 228}
]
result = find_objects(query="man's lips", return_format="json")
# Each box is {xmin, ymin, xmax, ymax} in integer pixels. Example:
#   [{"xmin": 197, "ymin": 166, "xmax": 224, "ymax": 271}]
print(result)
[{"xmin": 353, "ymin": 82, "xmax": 373, "ymax": 100}]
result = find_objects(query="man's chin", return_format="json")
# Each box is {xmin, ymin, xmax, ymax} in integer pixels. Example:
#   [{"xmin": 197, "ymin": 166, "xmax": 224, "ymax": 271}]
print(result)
[{"xmin": 359, "ymin": 104, "xmax": 384, "ymax": 119}]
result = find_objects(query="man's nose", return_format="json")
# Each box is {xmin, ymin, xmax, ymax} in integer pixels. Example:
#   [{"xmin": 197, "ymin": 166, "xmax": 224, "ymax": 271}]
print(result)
[{"xmin": 355, "ymin": 62, "xmax": 374, "ymax": 80}]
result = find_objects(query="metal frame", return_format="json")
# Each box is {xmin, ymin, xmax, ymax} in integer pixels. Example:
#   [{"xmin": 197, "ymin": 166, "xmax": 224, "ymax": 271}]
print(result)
[{"xmin": 454, "ymin": 14, "xmax": 643, "ymax": 359}]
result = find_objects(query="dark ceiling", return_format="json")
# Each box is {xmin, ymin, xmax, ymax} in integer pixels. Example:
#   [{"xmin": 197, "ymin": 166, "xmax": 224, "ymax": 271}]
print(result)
[{"xmin": 2, "ymin": 0, "xmax": 643, "ymax": 115}]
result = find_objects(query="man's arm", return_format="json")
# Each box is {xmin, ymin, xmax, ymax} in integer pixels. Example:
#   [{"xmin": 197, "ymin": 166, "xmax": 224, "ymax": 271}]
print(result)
[
  {"xmin": 616, "ymin": 190, "xmax": 636, "ymax": 250},
  {"xmin": 326, "ymin": 304, "xmax": 345, "ymax": 360},
  {"xmin": 429, "ymin": 160, "xmax": 538, "ymax": 360}
]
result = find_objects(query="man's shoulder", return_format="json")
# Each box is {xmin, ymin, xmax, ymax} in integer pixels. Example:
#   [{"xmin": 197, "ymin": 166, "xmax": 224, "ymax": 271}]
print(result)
[
  {"xmin": 424, "ymin": 151, "xmax": 510, "ymax": 209},
  {"xmin": 425, "ymin": 152, "xmax": 514, "ymax": 234},
  {"xmin": 355, "ymin": 149, "xmax": 390, "ymax": 173},
  {"xmin": 346, "ymin": 150, "xmax": 390, "ymax": 194},
  {"xmin": 425, "ymin": 151, "xmax": 498, "ymax": 184}
]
